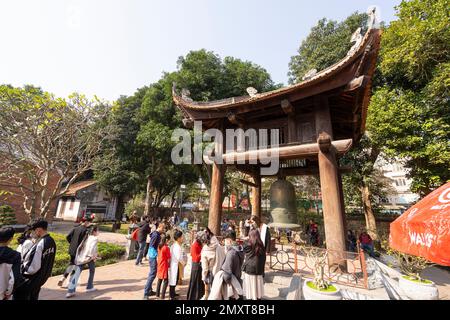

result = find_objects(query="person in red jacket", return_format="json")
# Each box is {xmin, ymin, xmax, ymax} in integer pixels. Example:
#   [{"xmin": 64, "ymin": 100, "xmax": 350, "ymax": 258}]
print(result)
[
  {"xmin": 155, "ymin": 234, "xmax": 170, "ymax": 300},
  {"xmin": 359, "ymin": 231, "xmax": 375, "ymax": 257},
  {"xmin": 186, "ymin": 231, "xmax": 206, "ymax": 300}
]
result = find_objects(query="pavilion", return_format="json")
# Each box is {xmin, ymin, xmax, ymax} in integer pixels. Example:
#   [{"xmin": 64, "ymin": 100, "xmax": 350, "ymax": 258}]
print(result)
[{"xmin": 173, "ymin": 18, "xmax": 381, "ymax": 258}]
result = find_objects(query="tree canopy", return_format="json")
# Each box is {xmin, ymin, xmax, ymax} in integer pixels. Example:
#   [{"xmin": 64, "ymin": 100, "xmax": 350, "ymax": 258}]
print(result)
[
  {"xmin": 94, "ymin": 49, "xmax": 278, "ymax": 214},
  {"xmin": 0, "ymin": 85, "xmax": 111, "ymax": 219},
  {"xmin": 367, "ymin": 0, "xmax": 450, "ymax": 195},
  {"xmin": 288, "ymin": 12, "xmax": 368, "ymax": 84}
]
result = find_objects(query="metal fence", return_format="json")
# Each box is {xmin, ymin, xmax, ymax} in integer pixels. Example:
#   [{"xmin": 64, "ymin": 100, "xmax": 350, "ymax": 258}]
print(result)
[{"xmin": 268, "ymin": 240, "xmax": 369, "ymax": 289}]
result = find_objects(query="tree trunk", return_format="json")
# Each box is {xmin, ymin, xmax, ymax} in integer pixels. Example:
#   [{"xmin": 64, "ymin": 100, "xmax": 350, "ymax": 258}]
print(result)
[
  {"xmin": 144, "ymin": 176, "xmax": 153, "ymax": 216},
  {"xmin": 361, "ymin": 183, "xmax": 379, "ymax": 242},
  {"xmin": 115, "ymin": 194, "xmax": 125, "ymax": 220}
]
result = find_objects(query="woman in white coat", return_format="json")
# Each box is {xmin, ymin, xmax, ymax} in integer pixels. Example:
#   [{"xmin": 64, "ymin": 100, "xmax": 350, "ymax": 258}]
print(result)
[{"xmin": 168, "ymin": 230, "xmax": 186, "ymax": 300}]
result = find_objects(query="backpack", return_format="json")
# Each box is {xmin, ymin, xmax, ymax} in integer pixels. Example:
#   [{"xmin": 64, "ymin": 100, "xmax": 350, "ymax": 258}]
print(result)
[{"xmin": 131, "ymin": 228, "xmax": 140, "ymax": 241}]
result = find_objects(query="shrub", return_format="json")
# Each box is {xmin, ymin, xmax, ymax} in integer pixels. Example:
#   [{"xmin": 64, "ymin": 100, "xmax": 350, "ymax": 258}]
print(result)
[
  {"xmin": 12, "ymin": 232, "xmax": 125, "ymax": 276},
  {"xmin": 124, "ymin": 194, "xmax": 145, "ymax": 218},
  {"xmin": 0, "ymin": 205, "xmax": 17, "ymax": 226}
]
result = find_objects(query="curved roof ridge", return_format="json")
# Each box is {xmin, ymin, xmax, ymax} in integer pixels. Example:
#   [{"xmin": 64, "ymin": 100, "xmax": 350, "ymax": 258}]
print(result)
[{"xmin": 173, "ymin": 27, "xmax": 378, "ymax": 111}]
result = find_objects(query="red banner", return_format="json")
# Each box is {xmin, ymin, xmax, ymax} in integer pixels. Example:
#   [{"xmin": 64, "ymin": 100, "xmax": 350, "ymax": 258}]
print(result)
[{"xmin": 390, "ymin": 182, "xmax": 450, "ymax": 266}]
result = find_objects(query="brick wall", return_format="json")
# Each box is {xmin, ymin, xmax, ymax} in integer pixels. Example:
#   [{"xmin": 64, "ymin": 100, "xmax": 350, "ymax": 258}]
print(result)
[{"xmin": 0, "ymin": 163, "xmax": 61, "ymax": 224}]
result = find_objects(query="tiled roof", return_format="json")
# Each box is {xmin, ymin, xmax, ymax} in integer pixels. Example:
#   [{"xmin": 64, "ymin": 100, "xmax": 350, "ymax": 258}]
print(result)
[
  {"xmin": 60, "ymin": 180, "xmax": 96, "ymax": 196},
  {"xmin": 173, "ymin": 28, "xmax": 381, "ymax": 112}
]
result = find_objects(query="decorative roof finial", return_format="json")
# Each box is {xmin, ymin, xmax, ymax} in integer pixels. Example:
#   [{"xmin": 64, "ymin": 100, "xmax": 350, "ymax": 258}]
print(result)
[
  {"xmin": 181, "ymin": 88, "xmax": 193, "ymax": 102},
  {"xmin": 246, "ymin": 87, "xmax": 258, "ymax": 98},
  {"xmin": 347, "ymin": 27, "xmax": 363, "ymax": 56},
  {"xmin": 302, "ymin": 69, "xmax": 317, "ymax": 81},
  {"xmin": 367, "ymin": 6, "xmax": 381, "ymax": 30}
]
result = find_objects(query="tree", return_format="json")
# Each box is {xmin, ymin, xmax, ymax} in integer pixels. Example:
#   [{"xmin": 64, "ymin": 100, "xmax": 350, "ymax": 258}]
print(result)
[
  {"xmin": 288, "ymin": 12, "xmax": 368, "ymax": 84},
  {"xmin": 368, "ymin": 0, "xmax": 450, "ymax": 195},
  {"xmin": 340, "ymin": 135, "xmax": 396, "ymax": 241},
  {"xmin": 174, "ymin": 49, "xmax": 280, "ymax": 200},
  {"xmin": 94, "ymin": 50, "xmax": 279, "ymax": 214},
  {"xmin": 94, "ymin": 87, "xmax": 149, "ymax": 218},
  {"xmin": 0, "ymin": 85, "xmax": 111, "ymax": 220}
]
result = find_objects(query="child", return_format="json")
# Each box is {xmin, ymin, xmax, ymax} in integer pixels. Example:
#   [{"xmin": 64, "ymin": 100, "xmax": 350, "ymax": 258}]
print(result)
[
  {"xmin": 155, "ymin": 234, "xmax": 170, "ymax": 299},
  {"xmin": 168, "ymin": 230, "xmax": 186, "ymax": 300},
  {"xmin": 66, "ymin": 225, "xmax": 100, "ymax": 298}
]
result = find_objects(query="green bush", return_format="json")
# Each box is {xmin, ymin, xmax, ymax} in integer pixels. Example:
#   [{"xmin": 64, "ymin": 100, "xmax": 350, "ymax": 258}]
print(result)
[
  {"xmin": 0, "ymin": 205, "xmax": 17, "ymax": 226},
  {"xmin": 12, "ymin": 232, "xmax": 125, "ymax": 276},
  {"xmin": 124, "ymin": 194, "xmax": 145, "ymax": 218}
]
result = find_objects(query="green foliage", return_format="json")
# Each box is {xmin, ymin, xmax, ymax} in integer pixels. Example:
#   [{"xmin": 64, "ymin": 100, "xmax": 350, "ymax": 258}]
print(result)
[
  {"xmin": 124, "ymin": 194, "xmax": 146, "ymax": 218},
  {"xmin": 368, "ymin": 0, "xmax": 450, "ymax": 195},
  {"xmin": 379, "ymin": 0, "xmax": 449, "ymax": 89},
  {"xmin": 340, "ymin": 135, "xmax": 394, "ymax": 209},
  {"xmin": 0, "ymin": 85, "xmax": 112, "ymax": 219},
  {"xmin": 0, "ymin": 205, "xmax": 16, "ymax": 226},
  {"xmin": 288, "ymin": 12, "xmax": 368, "ymax": 84},
  {"xmin": 12, "ymin": 232, "xmax": 125, "ymax": 276},
  {"xmin": 176, "ymin": 50, "xmax": 279, "ymax": 101},
  {"xmin": 94, "ymin": 49, "xmax": 279, "ymax": 208}
]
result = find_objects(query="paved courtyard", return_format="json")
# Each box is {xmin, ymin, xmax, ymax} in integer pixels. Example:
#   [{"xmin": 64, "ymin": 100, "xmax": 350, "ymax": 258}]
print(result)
[
  {"xmin": 40, "ymin": 259, "xmax": 190, "ymax": 300},
  {"xmin": 49, "ymin": 221, "xmax": 128, "ymax": 246}
]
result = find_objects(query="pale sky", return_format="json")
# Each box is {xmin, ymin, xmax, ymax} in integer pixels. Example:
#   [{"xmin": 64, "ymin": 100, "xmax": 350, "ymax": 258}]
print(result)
[{"xmin": 0, "ymin": 0, "xmax": 401, "ymax": 102}]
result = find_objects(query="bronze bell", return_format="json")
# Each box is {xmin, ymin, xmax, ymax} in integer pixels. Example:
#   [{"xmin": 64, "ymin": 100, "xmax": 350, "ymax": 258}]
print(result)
[{"xmin": 269, "ymin": 177, "xmax": 301, "ymax": 229}]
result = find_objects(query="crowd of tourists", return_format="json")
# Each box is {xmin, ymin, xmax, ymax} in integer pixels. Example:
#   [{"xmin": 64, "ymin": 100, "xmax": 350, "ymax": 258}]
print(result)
[
  {"xmin": 136, "ymin": 214, "xmax": 271, "ymax": 300},
  {"xmin": 1, "ymin": 210, "xmax": 274, "ymax": 301}
]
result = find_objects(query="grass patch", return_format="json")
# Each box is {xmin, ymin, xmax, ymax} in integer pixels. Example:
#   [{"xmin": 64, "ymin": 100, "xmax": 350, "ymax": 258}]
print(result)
[
  {"xmin": 306, "ymin": 281, "xmax": 338, "ymax": 292},
  {"xmin": 98, "ymin": 223, "xmax": 130, "ymax": 235},
  {"xmin": 403, "ymin": 275, "xmax": 433, "ymax": 284},
  {"xmin": 12, "ymin": 232, "xmax": 125, "ymax": 277}
]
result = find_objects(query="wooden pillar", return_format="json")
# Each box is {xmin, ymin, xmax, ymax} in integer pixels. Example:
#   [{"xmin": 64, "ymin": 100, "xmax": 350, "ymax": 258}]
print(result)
[
  {"xmin": 251, "ymin": 172, "xmax": 262, "ymax": 220},
  {"xmin": 337, "ymin": 171, "xmax": 348, "ymax": 239},
  {"xmin": 282, "ymin": 99, "xmax": 297, "ymax": 143},
  {"xmin": 315, "ymin": 96, "xmax": 346, "ymax": 266},
  {"xmin": 208, "ymin": 162, "xmax": 226, "ymax": 236}
]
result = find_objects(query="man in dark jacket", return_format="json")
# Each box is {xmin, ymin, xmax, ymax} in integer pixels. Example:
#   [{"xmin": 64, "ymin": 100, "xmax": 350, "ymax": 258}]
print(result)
[
  {"xmin": 221, "ymin": 231, "xmax": 244, "ymax": 291},
  {"xmin": 57, "ymin": 215, "xmax": 92, "ymax": 287},
  {"xmin": 143, "ymin": 222, "xmax": 165, "ymax": 299},
  {"xmin": 14, "ymin": 219, "xmax": 56, "ymax": 300},
  {"xmin": 0, "ymin": 227, "xmax": 24, "ymax": 300},
  {"xmin": 135, "ymin": 215, "xmax": 151, "ymax": 266}
]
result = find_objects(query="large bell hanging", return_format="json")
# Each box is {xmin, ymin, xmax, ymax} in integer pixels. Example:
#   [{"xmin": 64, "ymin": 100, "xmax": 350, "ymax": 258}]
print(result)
[{"xmin": 269, "ymin": 177, "xmax": 301, "ymax": 229}]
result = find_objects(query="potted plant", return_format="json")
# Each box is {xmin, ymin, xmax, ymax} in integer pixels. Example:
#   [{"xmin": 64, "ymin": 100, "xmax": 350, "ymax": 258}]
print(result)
[
  {"xmin": 391, "ymin": 250, "xmax": 438, "ymax": 300},
  {"xmin": 302, "ymin": 247, "xmax": 342, "ymax": 300}
]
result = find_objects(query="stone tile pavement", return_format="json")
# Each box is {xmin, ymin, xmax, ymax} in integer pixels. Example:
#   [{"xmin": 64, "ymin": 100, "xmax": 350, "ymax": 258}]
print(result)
[{"xmin": 39, "ymin": 259, "xmax": 189, "ymax": 300}]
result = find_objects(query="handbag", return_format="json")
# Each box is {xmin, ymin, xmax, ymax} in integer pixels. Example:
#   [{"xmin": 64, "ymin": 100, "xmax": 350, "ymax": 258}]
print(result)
[{"xmin": 131, "ymin": 228, "xmax": 140, "ymax": 241}]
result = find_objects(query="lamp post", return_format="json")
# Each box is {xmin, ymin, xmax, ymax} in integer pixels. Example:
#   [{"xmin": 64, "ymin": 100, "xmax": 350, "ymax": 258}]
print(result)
[{"xmin": 180, "ymin": 184, "xmax": 186, "ymax": 218}]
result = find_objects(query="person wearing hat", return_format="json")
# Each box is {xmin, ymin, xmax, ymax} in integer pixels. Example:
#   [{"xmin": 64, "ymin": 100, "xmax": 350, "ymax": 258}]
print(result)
[
  {"xmin": 58, "ymin": 214, "xmax": 93, "ymax": 287},
  {"xmin": 13, "ymin": 218, "xmax": 56, "ymax": 300},
  {"xmin": 0, "ymin": 227, "xmax": 24, "ymax": 300}
]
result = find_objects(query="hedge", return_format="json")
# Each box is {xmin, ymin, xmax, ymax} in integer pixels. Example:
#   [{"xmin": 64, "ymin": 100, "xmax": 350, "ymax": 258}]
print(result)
[{"xmin": 12, "ymin": 232, "xmax": 126, "ymax": 277}]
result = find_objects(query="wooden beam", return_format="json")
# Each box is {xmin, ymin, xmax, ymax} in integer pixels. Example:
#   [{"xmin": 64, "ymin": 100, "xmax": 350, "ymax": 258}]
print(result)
[
  {"xmin": 281, "ymin": 99, "xmax": 295, "ymax": 115},
  {"xmin": 227, "ymin": 112, "xmax": 245, "ymax": 127},
  {"xmin": 240, "ymin": 179, "xmax": 258, "ymax": 188},
  {"xmin": 215, "ymin": 139, "xmax": 353, "ymax": 163},
  {"xmin": 262, "ymin": 165, "xmax": 352, "ymax": 177},
  {"xmin": 343, "ymin": 75, "xmax": 369, "ymax": 92}
]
